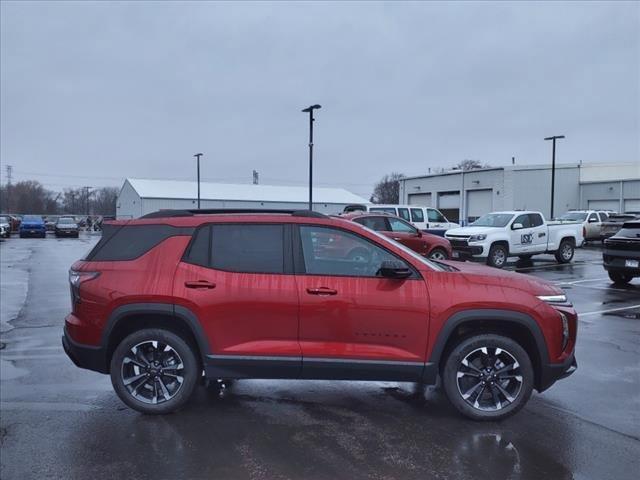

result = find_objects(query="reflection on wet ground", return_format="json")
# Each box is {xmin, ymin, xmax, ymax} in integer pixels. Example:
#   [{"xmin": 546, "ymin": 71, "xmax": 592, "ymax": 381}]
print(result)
[{"xmin": 1, "ymin": 237, "xmax": 638, "ymax": 479}]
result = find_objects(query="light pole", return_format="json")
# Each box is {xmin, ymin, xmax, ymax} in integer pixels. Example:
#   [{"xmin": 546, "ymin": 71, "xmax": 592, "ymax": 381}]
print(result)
[
  {"xmin": 301, "ymin": 104, "xmax": 321, "ymax": 211},
  {"xmin": 194, "ymin": 153, "xmax": 203, "ymax": 209},
  {"xmin": 544, "ymin": 135, "xmax": 565, "ymax": 219}
]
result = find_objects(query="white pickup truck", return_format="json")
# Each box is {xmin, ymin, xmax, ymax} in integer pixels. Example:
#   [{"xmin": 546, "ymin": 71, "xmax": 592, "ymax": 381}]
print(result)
[{"xmin": 445, "ymin": 210, "xmax": 584, "ymax": 268}]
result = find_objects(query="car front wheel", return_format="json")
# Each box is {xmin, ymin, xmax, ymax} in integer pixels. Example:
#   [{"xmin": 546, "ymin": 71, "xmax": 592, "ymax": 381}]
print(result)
[
  {"xmin": 442, "ymin": 334, "xmax": 534, "ymax": 421},
  {"xmin": 110, "ymin": 328, "xmax": 199, "ymax": 414},
  {"xmin": 487, "ymin": 244, "xmax": 508, "ymax": 268},
  {"xmin": 429, "ymin": 248, "xmax": 448, "ymax": 261}
]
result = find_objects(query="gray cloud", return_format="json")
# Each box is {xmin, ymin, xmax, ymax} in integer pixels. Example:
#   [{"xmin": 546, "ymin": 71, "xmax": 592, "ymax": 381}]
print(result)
[{"xmin": 1, "ymin": 1, "xmax": 638, "ymax": 197}]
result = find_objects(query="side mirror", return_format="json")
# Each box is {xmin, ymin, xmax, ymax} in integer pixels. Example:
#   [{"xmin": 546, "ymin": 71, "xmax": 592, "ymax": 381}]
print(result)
[
  {"xmin": 415, "ymin": 230, "xmax": 422, "ymax": 237},
  {"xmin": 512, "ymin": 223, "xmax": 523, "ymax": 230},
  {"xmin": 588, "ymin": 218, "xmax": 598, "ymax": 223},
  {"xmin": 378, "ymin": 260, "xmax": 412, "ymax": 279}
]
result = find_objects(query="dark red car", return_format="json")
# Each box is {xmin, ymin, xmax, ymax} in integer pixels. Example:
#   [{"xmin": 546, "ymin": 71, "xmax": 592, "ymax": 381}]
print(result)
[
  {"xmin": 340, "ymin": 212, "xmax": 452, "ymax": 260},
  {"xmin": 63, "ymin": 209, "xmax": 577, "ymax": 420}
]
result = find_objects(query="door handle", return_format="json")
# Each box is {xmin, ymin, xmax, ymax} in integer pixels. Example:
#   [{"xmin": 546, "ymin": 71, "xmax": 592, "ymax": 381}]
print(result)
[
  {"xmin": 185, "ymin": 280, "xmax": 216, "ymax": 289},
  {"xmin": 393, "ymin": 237, "xmax": 402, "ymax": 241},
  {"xmin": 306, "ymin": 287, "xmax": 338, "ymax": 296}
]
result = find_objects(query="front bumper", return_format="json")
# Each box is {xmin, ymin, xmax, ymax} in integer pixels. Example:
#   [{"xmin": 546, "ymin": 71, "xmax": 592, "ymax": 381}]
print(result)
[
  {"xmin": 19, "ymin": 229, "xmax": 46, "ymax": 237},
  {"xmin": 62, "ymin": 326, "xmax": 108, "ymax": 373},
  {"xmin": 537, "ymin": 353, "xmax": 577, "ymax": 392},
  {"xmin": 55, "ymin": 229, "xmax": 79, "ymax": 237}
]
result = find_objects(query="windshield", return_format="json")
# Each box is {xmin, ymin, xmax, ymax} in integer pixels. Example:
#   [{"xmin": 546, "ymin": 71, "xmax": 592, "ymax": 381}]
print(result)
[
  {"xmin": 616, "ymin": 226, "xmax": 640, "ymax": 238},
  {"xmin": 23, "ymin": 215, "xmax": 42, "ymax": 222},
  {"xmin": 354, "ymin": 223, "xmax": 446, "ymax": 271},
  {"xmin": 471, "ymin": 213, "xmax": 514, "ymax": 228},
  {"xmin": 558, "ymin": 212, "xmax": 587, "ymax": 221},
  {"xmin": 58, "ymin": 218, "xmax": 75, "ymax": 224}
]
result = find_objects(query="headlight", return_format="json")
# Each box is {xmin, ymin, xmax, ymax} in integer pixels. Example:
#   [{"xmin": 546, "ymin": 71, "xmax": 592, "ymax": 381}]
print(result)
[
  {"xmin": 537, "ymin": 294, "xmax": 568, "ymax": 304},
  {"xmin": 468, "ymin": 234, "xmax": 487, "ymax": 242}
]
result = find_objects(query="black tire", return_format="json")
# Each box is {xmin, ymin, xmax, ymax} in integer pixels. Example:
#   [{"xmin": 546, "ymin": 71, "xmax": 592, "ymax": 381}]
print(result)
[
  {"xmin": 554, "ymin": 239, "xmax": 574, "ymax": 263},
  {"xmin": 429, "ymin": 248, "xmax": 449, "ymax": 261},
  {"xmin": 442, "ymin": 334, "xmax": 534, "ymax": 421},
  {"xmin": 487, "ymin": 244, "xmax": 508, "ymax": 268},
  {"xmin": 608, "ymin": 271, "xmax": 632, "ymax": 285},
  {"xmin": 110, "ymin": 328, "xmax": 199, "ymax": 414}
]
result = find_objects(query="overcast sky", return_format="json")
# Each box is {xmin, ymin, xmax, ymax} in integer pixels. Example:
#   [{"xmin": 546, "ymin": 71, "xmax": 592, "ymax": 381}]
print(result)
[{"xmin": 1, "ymin": 1, "xmax": 638, "ymax": 198}]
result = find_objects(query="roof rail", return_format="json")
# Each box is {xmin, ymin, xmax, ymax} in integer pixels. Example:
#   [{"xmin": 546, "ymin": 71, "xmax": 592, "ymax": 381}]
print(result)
[{"xmin": 139, "ymin": 209, "xmax": 328, "ymax": 219}]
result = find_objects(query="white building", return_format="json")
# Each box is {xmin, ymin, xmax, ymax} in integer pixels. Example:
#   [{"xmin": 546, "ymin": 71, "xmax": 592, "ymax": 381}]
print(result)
[
  {"xmin": 399, "ymin": 162, "xmax": 640, "ymax": 224},
  {"xmin": 116, "ymin": 178, "xmax": 368, "ymax": 219}
]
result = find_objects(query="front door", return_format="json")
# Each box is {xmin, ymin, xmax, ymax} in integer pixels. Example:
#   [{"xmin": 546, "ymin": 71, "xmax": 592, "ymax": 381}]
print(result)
[
  {"xmin": 510, "ymin": 213, "xmax": 534, "ymax": 254},
  {"xmin": 294, "ymin": 225, "xmax": 430, "ymax": 381},
  {"xmin": 528, "ymin": 213, "xmax": 548, "ymax": 253},
  {"xmin": 173, "ymin": 223, "xmax": 301, "ymax": 378}
]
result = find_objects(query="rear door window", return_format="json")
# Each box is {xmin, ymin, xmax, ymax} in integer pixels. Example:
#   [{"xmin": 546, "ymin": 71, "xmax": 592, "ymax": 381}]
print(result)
[
  {"xmin": 210, "ymin": 224, "xmax": 284, "ymax": 273},
  {"xmin": 397, "ymin": 208, "xmax": 410, "ymax": 221},
  {"xmin": 410, "ymin": 208, "xmax": 425, "ymax": 223},
  {"xmin": 388, "ymin": 218, "xmax": 418, "ymax": 233},
  {"xmin": 528, "ymin": 213, "xmax": 544, "ymax": 227},
  {"xmin": 353, "ymin": 216, "xmax": 390, "ymax": 231},
  {"xmin": 184, "ymin": 226, "xmax": 211, "ymax": 267}
]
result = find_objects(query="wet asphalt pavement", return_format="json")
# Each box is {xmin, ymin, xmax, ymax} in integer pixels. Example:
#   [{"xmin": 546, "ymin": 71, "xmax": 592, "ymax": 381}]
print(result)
[{"xmin": 0, "ymin": 234, "xmax": 638, "ymax": 480}]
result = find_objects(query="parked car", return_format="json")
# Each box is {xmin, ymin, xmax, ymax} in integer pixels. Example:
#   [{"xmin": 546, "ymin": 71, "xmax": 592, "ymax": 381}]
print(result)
[
  {"xmin": 600, "ymin": 214, "xmax": 638, "ymax": 242},
  {"xmin": 343, "ymin": 204, "xmax": 459, "ymax": 234},
  {"xmin": 55, "ymin": 216, "xmax": 80, "ymax": 238},
  {"xmin": 556, "ymin": 210, "xmax": 610, "ymax": 241},
  {"xmin": 19, "ymin": 215, "xmax": 46, "ymax": 238},
  {"xmin": 603, "ymin": 220, "xmax": 639, "ymax": 284},
  {"xmin": 0, "ymin": 215, "xmax": 11, "ymax": 238},
  {"xmin": 62, "ymin": 208, "xmax": 577, "ymax": 421},
  {"xmin": 445, "ymin": 211, "xmax": 584, "ymax": 268},
  {"xmin": 44, "ymin": 216, "xmax": 59, "ymax": 231},
  {"xmin": 341, "ymin": 212, "xmax": 453, "ymax": 260}
]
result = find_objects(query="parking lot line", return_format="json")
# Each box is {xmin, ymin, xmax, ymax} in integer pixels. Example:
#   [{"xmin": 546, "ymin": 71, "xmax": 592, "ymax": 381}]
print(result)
[
  {"xmin": 555, "ymin": 277, "xmax": 610, "ymax": 285},
  {"xmin": 579, "ymin": 304, "xmax": 640, "ymax": 317}
]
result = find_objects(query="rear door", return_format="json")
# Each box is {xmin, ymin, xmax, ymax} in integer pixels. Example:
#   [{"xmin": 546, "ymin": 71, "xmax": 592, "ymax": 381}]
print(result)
[
  {"xmin": 528, "ymin": 213, "xmax": 548, "ymax": 253},
  {"xmin": 426, "ymin": 208, "xmax": 449, "ymax": 229},
  {"xmin": 410, "ymin": 208, "xmax": 427, "ymax": 229},
  {"xmin": 294, "ymin": 224, "xmax": 430, "ymax": 381},
  {"xmin": 173, "ymin": 223, "xmax": 301, "ymax": 378}
]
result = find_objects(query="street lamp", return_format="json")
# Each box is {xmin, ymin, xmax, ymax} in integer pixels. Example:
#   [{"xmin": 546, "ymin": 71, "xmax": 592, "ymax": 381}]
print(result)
[
  {"xmin": 544, "ymin": 135, "xmax": 565, "ymax": 219},
  {"xmin": 301, "ymin": 104, "xmax": 321, "ymax": 211},
  {"xmin": 194, "ymin": 153, "xmax": 203, "ymax": 209}
]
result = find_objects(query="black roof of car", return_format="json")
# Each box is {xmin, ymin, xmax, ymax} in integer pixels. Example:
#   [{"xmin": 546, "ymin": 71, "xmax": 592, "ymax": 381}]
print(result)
[{"xmin": 622, "ymin": 221, "xmax": 640, "ymax": 228}]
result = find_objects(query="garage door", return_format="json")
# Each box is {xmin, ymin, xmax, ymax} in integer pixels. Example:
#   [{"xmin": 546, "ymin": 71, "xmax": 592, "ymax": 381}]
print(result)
[
  {"xmin": 466, "ymin": 189, "xmax": 493, "ymax": 223},
  {"xmin": 408, "ymin": 193, "xmax": 431, "ymax": 206},
  {"xmin": 624, "ymin": 199, "xmax": 640, "ymax": 213},
  {"xmin": 438, "ymin": 192, "xmax": 460, "ymax": 209},
  {"xmin": 588, "ymin": 200, "xmax": 620, "ymax": 212}
]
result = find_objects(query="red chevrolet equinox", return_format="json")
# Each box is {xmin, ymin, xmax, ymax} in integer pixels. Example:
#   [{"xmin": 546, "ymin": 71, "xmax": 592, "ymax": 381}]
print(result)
[{"xmin": 62, "ymin": 209, "xmax": 577, "ymax": 420}]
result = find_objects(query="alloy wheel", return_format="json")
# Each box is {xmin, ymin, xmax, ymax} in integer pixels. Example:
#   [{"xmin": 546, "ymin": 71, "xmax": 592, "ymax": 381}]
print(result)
[
  {"xmin": 429, "ymin": 249, "xmax": 447, "ymax": 261},
  {"xmin": 121, "ymin": 340, "xmax": 185, "ymax": 405},
  {"xmin": 456, "ymin": 346, "xmax": 523, "ymax": 412}
]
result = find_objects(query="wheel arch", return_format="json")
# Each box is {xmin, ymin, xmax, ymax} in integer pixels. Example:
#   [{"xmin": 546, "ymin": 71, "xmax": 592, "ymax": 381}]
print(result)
[
  {"xmin": 428, "ymin": 309, "xmax": 549, "ymax": 390},
  {"xmin": 102, "ymin": 303, "xmax": 210, "ymax": 372}
]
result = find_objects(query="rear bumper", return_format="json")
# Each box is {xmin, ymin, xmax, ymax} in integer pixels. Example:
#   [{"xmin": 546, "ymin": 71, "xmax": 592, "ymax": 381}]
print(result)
[
  {"xmin": 62, "ymin": 326, "xmax": 108, "ymax": 373},
  {"xmin": 537, "ymin": 353, "xmax": 577, "ymax": 392}
]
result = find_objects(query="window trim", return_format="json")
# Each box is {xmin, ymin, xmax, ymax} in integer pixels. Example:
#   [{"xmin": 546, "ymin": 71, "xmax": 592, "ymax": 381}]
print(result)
[
  {"xmin": 181, "ymin": 222, "xmax": 295, "ymax": 275},
  {"xmin": 292, "ymin": 224, "xmax": 421, "ymax": 280}
]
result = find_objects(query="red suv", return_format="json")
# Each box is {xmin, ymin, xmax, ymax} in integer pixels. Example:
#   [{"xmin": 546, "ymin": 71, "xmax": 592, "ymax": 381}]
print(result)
[
  {"xmin": 340, "ymin": 212, "xmax": 452, "ymax": 260},
  {"xmin": 62, "ymin": 209, "xmax": 577, "ymax": 420}
]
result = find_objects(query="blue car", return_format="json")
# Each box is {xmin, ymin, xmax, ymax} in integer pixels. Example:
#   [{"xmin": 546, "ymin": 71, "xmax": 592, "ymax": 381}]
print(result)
[{"xmin": 19, "ymin": 215, "xmax": 46, "ymax": 238}]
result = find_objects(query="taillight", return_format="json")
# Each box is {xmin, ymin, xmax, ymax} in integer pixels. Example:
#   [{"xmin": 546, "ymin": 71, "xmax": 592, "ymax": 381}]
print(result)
[{"xmin": 69, "ymin": 269, "xmax": 100, "ymax": 307}]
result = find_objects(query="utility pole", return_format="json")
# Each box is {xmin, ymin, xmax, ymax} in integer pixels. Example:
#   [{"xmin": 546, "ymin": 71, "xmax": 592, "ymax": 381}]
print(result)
[
  {"xmin": 544, "ymin": 135, "xmax": 565, "ymax": 219},
  {"xmin": 194, "ymin": 153, "xmax": 203, "ymax": 209},
  {"xmin": 301, "ymin": 104, "xmax": 321, "ymax": 211},
  {"xmin": 5, "ymin": 165, "xmax": 13, "ymax": 212},
  {"xmin": 83, "ymin": 186, "xmax": 93, "ymax": 216}
]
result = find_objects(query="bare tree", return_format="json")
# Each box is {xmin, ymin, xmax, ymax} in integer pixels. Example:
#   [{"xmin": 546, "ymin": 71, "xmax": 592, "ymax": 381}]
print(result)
[
  {"xmin": 370, "ymin": 172, "xmax": 405, "ymax": 204},
  {"xmin": 456, "ymin": 159, "xmax": 490, "ymax": 171},
  {"xmin": 91, "ymin": 187, "xmax": 118, "ymax": 216},
  {"xmin": 0, "ymin": 181, "xmax": 58, "ymax": 214}
]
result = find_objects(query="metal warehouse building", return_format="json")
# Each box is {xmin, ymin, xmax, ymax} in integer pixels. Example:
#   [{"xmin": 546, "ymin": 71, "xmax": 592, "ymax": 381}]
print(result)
[
  {"xmin": 399, "ymin": 162, "xmax": 640, "ymax": 225},
  {"xmin": 116, "ymin": 178, "xmax": 368, "ymax": 219}
]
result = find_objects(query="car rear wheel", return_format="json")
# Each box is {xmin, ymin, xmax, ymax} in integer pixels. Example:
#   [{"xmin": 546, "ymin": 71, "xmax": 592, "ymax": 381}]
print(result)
[
  {"xmin": 442, "ymin": 334, "xmax": 533, "ymax": 421},
  {"xmin": 110, "ymin": 328, "xmax": 199, "ymax": 414},
  {"xmin": 608, "ymin": 271, "xmax": 633, "ymax": 284},
  {"xmin": 487, "ymin": 244, "xmax": 508, "ymax": 268},
  {"xmin": 554, "ymin": 239, "xmax": 574, "ymax": 263},
  {"xmin": 429, "ymin": 248, "xmax": 448, "ymax": 261}
]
